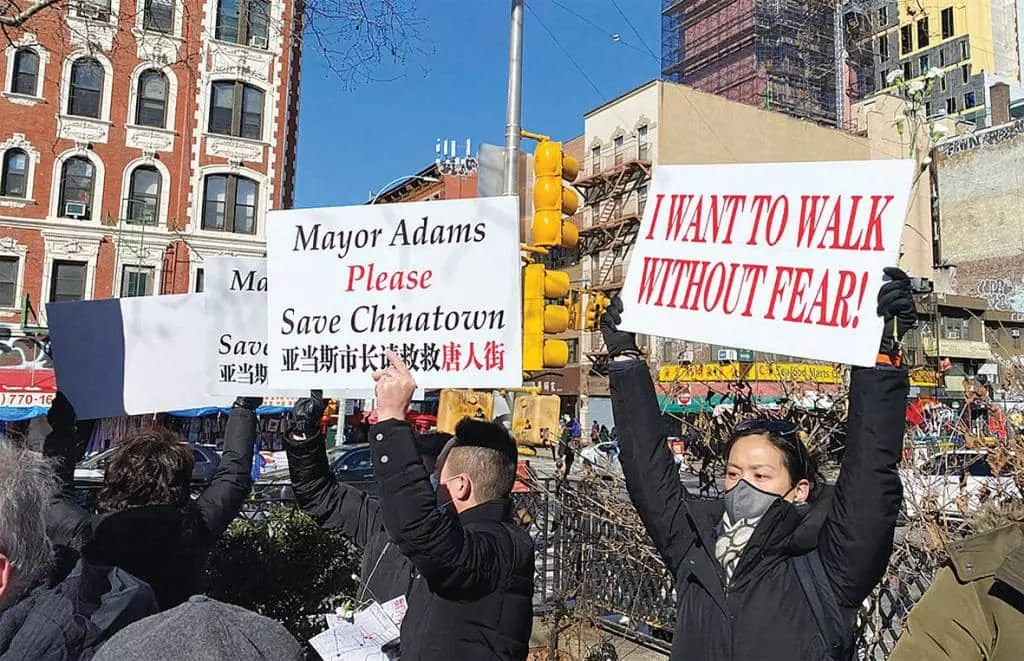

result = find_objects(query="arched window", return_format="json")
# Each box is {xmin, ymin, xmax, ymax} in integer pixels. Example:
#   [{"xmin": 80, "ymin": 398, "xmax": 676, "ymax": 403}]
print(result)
[
  {"xmin": 135, "ymin": 70, "xmax": 168, "ymax": 128},
  {"xmin": 208, "ymin": 81, "xmax": 263, "ymax": 139},
  {"xmin": 58, "ymin": 157, "xmax": 96, "ymax": 219},
  {"xmin": 202, "ymin": 173, "xmax": 257, "ymax": 234},
  {"xmin": 11, "ymin": 49, "xmax": 39, "ymax": 96},
  {"xmin": 0, "ymin": 150, "xmax": 29, "ymax": 198},
  {"xmin": 68, "ymin": 59, "xmax": 104, "ymax": 119},
  {"xmin": 127, "ymin": 166, "xmax": 161, "ymax": 224}
]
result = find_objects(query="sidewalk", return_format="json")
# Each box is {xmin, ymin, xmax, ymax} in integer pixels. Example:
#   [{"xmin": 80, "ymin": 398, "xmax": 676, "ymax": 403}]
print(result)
[{"xmin": 528, "ymin": 616, "xmax": 669, "ymax": 660}]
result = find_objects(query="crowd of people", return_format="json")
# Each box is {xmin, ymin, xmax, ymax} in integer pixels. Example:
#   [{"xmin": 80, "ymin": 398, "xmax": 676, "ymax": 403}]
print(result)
[{"xmin": 1, "ymin": 266, "xmax": 1022, "ymax": 660}]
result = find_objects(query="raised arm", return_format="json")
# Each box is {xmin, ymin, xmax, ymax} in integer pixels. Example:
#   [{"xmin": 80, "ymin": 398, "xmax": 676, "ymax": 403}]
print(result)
[
  {"xmin": 818, "ymin": 267, "xmax": 915, "ymax": 605},
  {"xmin": 284, "ymin": 394, "xmax": 381, "ymax": 548},
  {"xmin": 194, "ymin": 397, "xmax": 259, "ymax": 539},
  {"xmin": 604, "ymin": 298, "xmax": 693, "ymax": 576},
  {"xmin": 42, "ymin": 392, "xmax": 95, "ymax": 551}
]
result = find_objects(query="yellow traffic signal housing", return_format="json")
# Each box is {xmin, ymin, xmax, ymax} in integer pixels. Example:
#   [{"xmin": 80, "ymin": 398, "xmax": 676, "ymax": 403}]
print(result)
[
  {"xmin": 564, "ymin": 290, "xmax": 582, "ymax": 331},
  {"xmin": 523, "ymin": 263, "xmax": 571, "ymax": 372},
  {"xmin": 436, "ymin": 389, "xmax": 494, "ymax": 435},
  {"xmin": 511, "ymin": 394, "xmax": 562, "ymax": 447},
  {"xmin": 584, "ymin": 292, "xmax": 610, "ymax": 331},
  {"xmin": 533, "ymin": 141, "xmax": 580, "ymax": 249}
]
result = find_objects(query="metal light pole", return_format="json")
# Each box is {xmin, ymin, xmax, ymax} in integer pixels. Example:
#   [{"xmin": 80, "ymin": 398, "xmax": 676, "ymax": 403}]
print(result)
[
  {"xmin": 503, "ymin": 0, "xmax": 524, "ymax": 196},
  {"xmin": 368, "ymin": 175, "xmax": 440, "ymax": 204}
]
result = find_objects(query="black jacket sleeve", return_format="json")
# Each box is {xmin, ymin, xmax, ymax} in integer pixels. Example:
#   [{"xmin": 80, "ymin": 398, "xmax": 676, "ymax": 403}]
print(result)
[
  {"xmin": 370, "ymin": 419, "xmax": 519, "ymax": 601},
  {"xmin": 818, "ymin": 366, "xmax": 908, "ymax": 606},
  {"xmin": 284, "ymin": 432, "xmax": 382, "ymax": 548},
  {"xmin": 193, "ymin": 406, "xmax": 256, "ymax": 540},
  {"xmin": 42, "ymin": 420, "xmax": 96, "ymax": 552},
  {"xmin": 611, "ymin": 357, "xmax": 692, "ymax": 576}
]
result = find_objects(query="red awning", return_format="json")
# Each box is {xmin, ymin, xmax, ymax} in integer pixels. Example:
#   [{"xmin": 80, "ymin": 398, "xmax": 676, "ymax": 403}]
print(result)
[{"xmin": 0, "ymin": 367, "xmax": 56, "ymax": 408}]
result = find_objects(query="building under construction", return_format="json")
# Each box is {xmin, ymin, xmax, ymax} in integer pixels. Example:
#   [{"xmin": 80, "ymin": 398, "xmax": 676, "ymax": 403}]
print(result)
[{"xmin": 661, "ymin": 0, "xmax": 875, "ymax": 127}]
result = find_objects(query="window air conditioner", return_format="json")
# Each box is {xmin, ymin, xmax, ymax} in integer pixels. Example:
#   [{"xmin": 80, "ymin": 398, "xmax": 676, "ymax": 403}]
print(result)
[
  {"xmin": 249, "ymin": 34, "xmax": 269, "ymax": 49},
  {"xmin": 64, "ymin": 202, "xmax": 88, "ymax": 218}
]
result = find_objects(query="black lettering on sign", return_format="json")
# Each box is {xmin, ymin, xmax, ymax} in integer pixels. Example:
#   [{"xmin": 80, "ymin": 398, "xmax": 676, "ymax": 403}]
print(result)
[{"xmin": 230, "ymin": 269, "xmax": 267, "ymax": 292}]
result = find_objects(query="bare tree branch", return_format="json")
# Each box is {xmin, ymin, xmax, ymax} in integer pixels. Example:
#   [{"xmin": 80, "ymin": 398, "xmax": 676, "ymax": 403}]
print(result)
[{"xmin": 0, "ymin": 0, "xmax": 61, "ymax": 28}]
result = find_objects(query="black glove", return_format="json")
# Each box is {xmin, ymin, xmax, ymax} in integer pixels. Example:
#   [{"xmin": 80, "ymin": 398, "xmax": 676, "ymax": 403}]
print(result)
[
  {"xmin": 291, "ymin": 390, "xmax": 325, "ymax": 439},
  {"xmin": 600, "ymin": 296, "xmax": 640, "ymax": 359},
  {"xmin": 43, "ymin": 392, "xmax": 89, "ymax": 464},
  {"xmin": 47, "ymin": 391, "xmax": 77, "ymax": 433},
  {"xmin": 877, "ymin": 267, "xmax": 918, "ymax": 358},
  {"xmin": 233, "ymin": 396, "xmax": 263, "ymax": 411}
]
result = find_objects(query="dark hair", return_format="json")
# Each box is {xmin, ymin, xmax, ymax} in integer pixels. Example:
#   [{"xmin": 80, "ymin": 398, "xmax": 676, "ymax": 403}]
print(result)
[
  {"xmin": 98, "ymin": 430, "xmax": 194, "ymax": 512},
  {"xmin": 722, "ymin": 424, "xmax": 822, "ymax": 497},
  {"xmin": 415, "ymin": 431, "xmax": 454, "ymax": 460}
]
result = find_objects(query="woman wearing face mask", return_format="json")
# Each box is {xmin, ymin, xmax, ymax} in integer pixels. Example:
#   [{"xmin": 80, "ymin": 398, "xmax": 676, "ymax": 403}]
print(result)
[{"xmin": 600, "ymin": 268, "xmax": 915, "ymax": 661}]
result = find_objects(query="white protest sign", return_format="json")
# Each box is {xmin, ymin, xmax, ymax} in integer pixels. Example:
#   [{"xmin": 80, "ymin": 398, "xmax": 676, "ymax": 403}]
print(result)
[
  {"xmin": 48, "ymin": 294, "xmax": 233, "ymax": 419},
  {"xmin": 204, "ymin": 256, "xmax": 424, "ymax": 400},
  {"xmin": 619, "ymin": 160, "xmax": 915, "ymax": 367},
  {"xmin": 266, "ymin": 197, "xmax": 523, "ymax": 389}
]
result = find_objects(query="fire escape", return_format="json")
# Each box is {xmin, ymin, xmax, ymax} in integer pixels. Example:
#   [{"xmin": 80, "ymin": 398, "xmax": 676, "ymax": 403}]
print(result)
[{"xmin": 572, "ymin": 140, "xmax": 652, "ymax": 376}]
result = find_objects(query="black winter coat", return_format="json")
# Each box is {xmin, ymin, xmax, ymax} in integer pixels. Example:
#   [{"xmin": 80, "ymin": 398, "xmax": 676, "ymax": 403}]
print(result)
[
  {"xmin": 612, "ymin": 358, "xmax": 907, "ymax": 661},
  {"xmin": 370, "ymin": 419, "xmax": 535, "ymax": 661},
  {"xmin": 284, "ymin": 433, "xmax": 415, "ymax": 603},
  {"xmin": 45, "ymin": 406, "xmax": 257, "ymax": 610}
]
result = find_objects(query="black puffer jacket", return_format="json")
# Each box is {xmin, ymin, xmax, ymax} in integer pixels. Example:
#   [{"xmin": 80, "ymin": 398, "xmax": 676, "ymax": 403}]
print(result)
[
  {"xmin": 45, "ymin": 405, "xmax": 257, "ymax": 610},
  {"xmin": 612, "ymin": 358, "xmax": 907, "ymax": 661}
]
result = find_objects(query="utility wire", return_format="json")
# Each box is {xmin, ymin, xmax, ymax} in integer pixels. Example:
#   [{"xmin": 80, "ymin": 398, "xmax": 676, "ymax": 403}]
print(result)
[
  {"xmin": 607, "ymin": 0, "xmax": 660, "ymax": 63},
  {"xmin": 547, "ymin": 0, "xmax": 658, "ymax": 63},
  {"xmin": 526, "ymin": 1, "xmax": 609, "ymax": 103}
]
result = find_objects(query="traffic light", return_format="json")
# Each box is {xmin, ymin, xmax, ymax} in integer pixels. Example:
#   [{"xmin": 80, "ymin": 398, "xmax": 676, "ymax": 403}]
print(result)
[
  {"xmin": 522, "ymin": 262, "xmax": 571, "ymax": 372},
  {"xmin": 532, "ymin": 140, "xmax": 579, "ymax": 249},
  {"xmin": 510, "ymin": 393, "xmax": 562, "ymax": 447},
  {"xmin": 564, "ymin": 290, "xmax": 582, "ymax": 331},
  {"xmin": 584, "ymin": 292, "xmax": 610, "ymax": 331},
  {"xmin": 437, "ymin": 389, "xmax": 494, "ymax": 435}
]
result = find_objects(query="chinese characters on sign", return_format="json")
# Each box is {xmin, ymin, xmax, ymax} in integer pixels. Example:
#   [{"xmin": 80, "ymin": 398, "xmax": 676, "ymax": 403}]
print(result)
[{"xmin": 266, "ymin": 197, "xmax": 523, "ymax": 389}]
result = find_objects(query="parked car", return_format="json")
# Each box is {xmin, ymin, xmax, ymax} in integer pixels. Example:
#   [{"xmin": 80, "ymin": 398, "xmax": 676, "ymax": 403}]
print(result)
[
  {"xmin": 74, "ymin": 445, "xmax": 221, "ymax": 486},
  {"xmin": 900, "ymin": 449, "xmax": 1021, "ymax": 521},
  {"xmin": 579, "ymin": 441, "xmax": 621, "ymax": 479},
  {"xmin": 251, "ymin": 444, "xmax": 375, "ymax": 502}
]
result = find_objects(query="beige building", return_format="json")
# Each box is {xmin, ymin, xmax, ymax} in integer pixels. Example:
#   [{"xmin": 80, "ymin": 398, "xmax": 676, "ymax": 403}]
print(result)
[{"xmin": 567, "ymin": 79, "xmax": 934, "ymax": 428}]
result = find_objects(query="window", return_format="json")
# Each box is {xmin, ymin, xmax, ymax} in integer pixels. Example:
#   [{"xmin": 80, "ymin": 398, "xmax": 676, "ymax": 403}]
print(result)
[
  {"xmin": 637, "ymin": 125, "xmax": 649, "ymax": 161},
  {"xmin": 877, "ymin": 7, "xmax": 887, "ymax": 25},
  {"xmin": 964, "ymin": 91, "xmax": 976, "ymax": 108},
  {"xmin": 126, "ymin": 166, "xmax": 160, "ymax": 224},
  {"xmin": 900, "ymin": 25, "xmax": 913, "ymax": 54},
  {"xmin": 960, "ymin": 41, "xmax": 968, "ymax": 61},
  {"xmin": 76, "ymin": 0, "xmax": 111, "ymax": 21},
  {"xmin": 877, "ymin": 35, "xmax": 889, "ymax": 59},
  {"xmin": 11, "ymin": 49, "xmax": 39, "ymax": 96},
  {"xmin": 0, "ymin": 257, "xmax": 17, "ymax": 307},
  {"xmin": 120, "ymin": 265, "xmax": 154, "ymax": 297},
  {"xmin": 961, "ymin": 64, "xmax": 970, "ymax": 84},
  {"xmin": 565, "ymin": 338, "xmax": 578, "ymax": 364},
  {"xmin": 919, "ymin": 54, "xmax": 929, "ymax": 72},
  {"xmin": 143, "ymin": 0, "xmax": 174, "ymax": 33},
  {"xmin": 925, "ymin": 101, "xmax": 933, "ymax": 117},
  {"xmin": 613, "ymin": 135, "xmax": 624, "ymax": 149},
  {"xmin": 215, "ymin": 0, "xmax": 270, "ymax": 48},
  {"xmin": 1, "ymin": 150, "xmax": 28, "ymax": 198},
  {"xmin": 946, "ymin": 97, "xmax": 957, "ymax": 114},
  {"xmin": 208, "ymin": 81, "xmax": 264, "ymax": 140},
  {"xmin": 902, "ymin": 61, "xmax": 913, "ymax": 80},
  {"xmin": 638, "ymin": 183, "xmax": 648, "ymax": 210},
  {"xmin": 68, "ymin": 58, "xmax": 104, "ymax": 119},
  {"xmin": 50, "ymin": 261, "xmax": 86, "ymax": 302},
  {"xmin": 613, "ymin": 135, "xmax": 624, "ymax": 165},
  {"xmin": 939, "ymin": 48, "xmax": 946, "ymax": 67},
  {"xmin": 202, "ymin": 174, "xmax": 257, "ymax": 234},
  {"xmin": 917, "ymin": 18, "xmax": 929, "ymax": 48},
  {"xmin": 194, "ymin": 268, "xmax": 205, "ymax": 292},
  {"xmin": 58, "ymin": 157, "xmax": 96, "ymax": 219},
  {"xmin": 135, "ymin": 70, "xmax": 168, "ymax": 128},
  {"xmin": 941, "ymin": 7, "xmax": 954, "ymax": 39},
  {"xmin": 940, "ymin": 75, "xmax": 947, "ymax": 92},
  {"xmin": 590, "ymin": 146, "xmax": 600, "ymax": 174}
]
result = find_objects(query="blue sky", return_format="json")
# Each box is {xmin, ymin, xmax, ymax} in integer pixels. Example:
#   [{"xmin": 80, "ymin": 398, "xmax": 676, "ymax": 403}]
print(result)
[{"xmin": 294, "ymin": 1, "xmax": 661, "ymax": 207}]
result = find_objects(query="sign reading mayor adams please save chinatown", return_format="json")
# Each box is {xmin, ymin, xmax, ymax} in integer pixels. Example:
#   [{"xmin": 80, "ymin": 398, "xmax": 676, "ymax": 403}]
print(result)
[
  {"xmin": 658, "ymin": 362, "xmax": 843, "ymax": 384},
  {"xmin": 265, "ymin": 197, "xmax": 523, "ymax": 390}
]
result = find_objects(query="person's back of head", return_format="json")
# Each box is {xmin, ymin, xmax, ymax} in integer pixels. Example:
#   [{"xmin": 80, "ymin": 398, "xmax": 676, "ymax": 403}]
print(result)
[
  {"xmin": 98, "ymin": 430, "xmax": 194, "ymax": 512},
  {"xmin": 436, "ymin": 419, "xmax": 517, "ymax": 513},
  {"xmin": 0, "ymin": 439, "xmax": 58, "ymax": 610}
]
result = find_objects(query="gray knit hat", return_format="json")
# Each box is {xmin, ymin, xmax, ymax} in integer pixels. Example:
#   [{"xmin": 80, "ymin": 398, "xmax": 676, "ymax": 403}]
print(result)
[{"xmin": 93, "ymin": 595, "xmax": 304, "ymax": 661}]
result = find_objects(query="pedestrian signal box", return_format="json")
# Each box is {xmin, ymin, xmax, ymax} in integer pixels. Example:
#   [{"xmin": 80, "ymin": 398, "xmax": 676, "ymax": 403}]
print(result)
[
  {"xmin": 436, "ymin": 389, "xmax": 494, "ymax": 435},
  {"xmin": 510, "ymin": 394, "xmax": 561, "ymax": 447}
]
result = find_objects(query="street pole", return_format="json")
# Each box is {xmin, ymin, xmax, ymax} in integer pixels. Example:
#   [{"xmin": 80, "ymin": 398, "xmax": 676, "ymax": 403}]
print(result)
[{"xmin": 503, "ymin": 0, "xmax": 524, "ymax": 196}]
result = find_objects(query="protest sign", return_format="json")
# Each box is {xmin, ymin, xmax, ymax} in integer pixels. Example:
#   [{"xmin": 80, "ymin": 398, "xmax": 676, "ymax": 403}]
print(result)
[
  {"xmin": 48, "ymin": 294, "xmax": 233, "ymax": 419},
  {"xmin": 618, "ymin": 160, "xmax": 915, "ymax": 367},
  {"xmin": 266, "ymin": 197, "xmax": 522, "ymax": 389}
]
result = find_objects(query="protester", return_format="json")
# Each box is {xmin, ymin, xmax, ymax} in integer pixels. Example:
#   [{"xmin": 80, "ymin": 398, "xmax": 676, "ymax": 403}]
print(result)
[
  {"xmin": 284, "ymin": 391, "xmax": 451, "ymax": 603},
  {"xmin": 369, "ymin": 351, "xmax": 534, "ymax": 659},
  {"xmin": 889, "ymin": 515, "xmax": 1024, "ymax": 660},
  {"xmin": 0, "ymin": 438, "xmax": 158, "ymax": 660},
  {"xmin": 93, "ymin": 595, "xmax": 304, "ymax": 661},
  {"xmin": 600, "ymin": 267, "xmax": 915, "ymax": 661},
  {"xmin": 558, "ymin": 422, "xmax": 575, "ymax": 481},
  {"xmin": 44, "ymin": 393, "xmax": 261, "ymax": 609}
]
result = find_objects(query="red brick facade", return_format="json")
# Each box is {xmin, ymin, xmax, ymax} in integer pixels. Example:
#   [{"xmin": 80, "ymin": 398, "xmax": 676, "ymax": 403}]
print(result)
[{"xmin": 0, "ymin": 0, "xmax": 300, "ymax": 330}]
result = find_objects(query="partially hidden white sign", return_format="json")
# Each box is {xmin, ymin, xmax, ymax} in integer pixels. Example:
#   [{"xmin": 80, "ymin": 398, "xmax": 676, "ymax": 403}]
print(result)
[
  {"xmin": 618, "ymin": 160, "xmax": 916, "ymax": 367},
  {"xmin": 266, "ymin": 197, "xmax": 523, "ymax": 389}
]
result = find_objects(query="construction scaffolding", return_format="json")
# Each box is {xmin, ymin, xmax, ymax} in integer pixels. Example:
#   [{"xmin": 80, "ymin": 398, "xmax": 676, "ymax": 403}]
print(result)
[{"xmin": 661, "ymin": 0, "xmax": 874, "ymax": 128}]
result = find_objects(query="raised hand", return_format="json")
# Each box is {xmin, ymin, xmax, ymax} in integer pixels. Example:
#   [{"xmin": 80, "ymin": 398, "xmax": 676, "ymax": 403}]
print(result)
[
  {"xmin": 373, "ymin": 351, "xmax": 417, "ymax": 422},
  {"xmin": 600, "ymin": 296, "xmax": 641, "ymax": 359}
]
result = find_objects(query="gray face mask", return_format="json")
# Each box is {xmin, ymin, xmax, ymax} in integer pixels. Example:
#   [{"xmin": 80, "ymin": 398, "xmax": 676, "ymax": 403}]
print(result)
[{"xmin": 724, "ymin": 479, "xmax": 783, "ymax": 522}]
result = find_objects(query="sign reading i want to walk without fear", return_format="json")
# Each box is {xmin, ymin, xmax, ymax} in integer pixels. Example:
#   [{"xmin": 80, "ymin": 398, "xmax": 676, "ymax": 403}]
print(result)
[
  {"xmin": 618, "ymin": 160, "xmax": 916, "ymax": 367},
  {"xmin": 266, "ymin": 196, "xmax": 523, "ymax": 390}
]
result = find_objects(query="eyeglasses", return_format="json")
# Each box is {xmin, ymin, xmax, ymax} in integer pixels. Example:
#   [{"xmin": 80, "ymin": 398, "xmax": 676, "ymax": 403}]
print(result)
[{"xmin": 731, "ymin": 418, "xmax": 798, "ymax": 438}]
